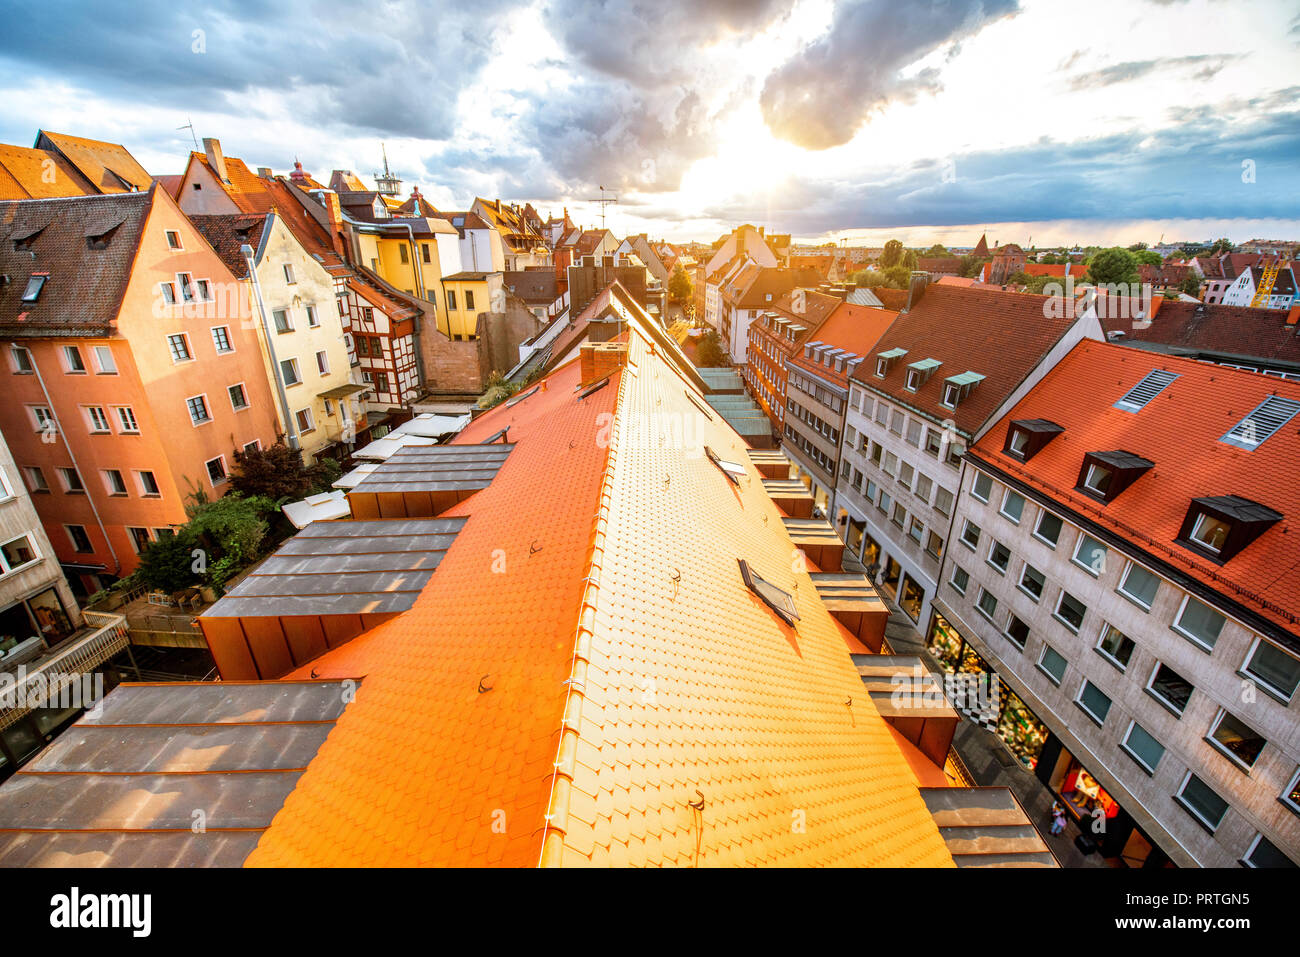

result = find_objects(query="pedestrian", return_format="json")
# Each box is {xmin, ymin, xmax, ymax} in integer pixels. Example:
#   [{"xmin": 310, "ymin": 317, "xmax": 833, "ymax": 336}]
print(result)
[{"xmin": 1049, "ymin": 801, "xmax": 1067, "ymax": 836}]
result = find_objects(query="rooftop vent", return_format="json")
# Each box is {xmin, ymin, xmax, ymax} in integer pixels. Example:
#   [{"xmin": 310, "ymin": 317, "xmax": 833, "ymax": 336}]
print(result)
[
  {"xmin": 1220, "ymin": 396, "xmax": 1300, "ymax": 450},
  {"xmin": 1115, "ymin": 369, "xmax": 1178, "ymax": 412}
]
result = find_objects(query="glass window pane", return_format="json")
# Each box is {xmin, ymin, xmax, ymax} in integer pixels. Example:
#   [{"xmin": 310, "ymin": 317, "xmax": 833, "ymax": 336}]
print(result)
[
  {"xmin": 1120, "ymin": 563, "xmax": 1160, "ymax": 607},
  {"xmin": 1123, "ymin": 722, "xmax": 1165, "ymax": 771},
  {"xmin": 1245, "ymin": 642, "xmax": 1300, "ymax": 699}
]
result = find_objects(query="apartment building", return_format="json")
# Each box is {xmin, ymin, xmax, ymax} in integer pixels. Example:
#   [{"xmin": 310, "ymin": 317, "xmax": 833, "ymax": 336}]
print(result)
[
  {"xmin": 836, "ymin": 280, "xmax": 1103, "ymax": 629},
  {"xmin": 743, "ymin": 289, "xmax": 839, "ymax": 429},
  {"xmin": 0, "ymin": 190, "xmax": 278, "ymax": 593},
  {"xmin": 189, "ymin": 212, "xmax": 361, "ymax": 463},
  {"xmin": 781, "ymin": 299, "xmax": 897, "ymax": 512},
  {"xmin": 933, "ymin": 340, "xmax": 1300, "ymax": 868}
]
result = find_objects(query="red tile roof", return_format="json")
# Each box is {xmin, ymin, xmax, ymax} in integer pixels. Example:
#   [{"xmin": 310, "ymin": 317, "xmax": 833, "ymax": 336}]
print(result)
[
  {"xmin": 1100, "ymin": 299, "xmax": 1300, "ymax": 370},
  {"xmin": 1024, "ymin": 263, "xmax": 1067, "ymax": 277},
  {"xmin": 970, "ymin": 339, "xmax": 1300, "ymax": 641},
  {"xmin": 851, "ymin": 284, "xmax": 1094, "ymax": 436}
]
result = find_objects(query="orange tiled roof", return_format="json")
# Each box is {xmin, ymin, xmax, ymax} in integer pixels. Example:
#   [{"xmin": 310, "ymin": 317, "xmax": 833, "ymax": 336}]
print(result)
[
  {"xmin": 246, "ymin": 297, "xmax": 954, "ymax": 868},
  {"xmin": 0, "ymin": 143, "xmax": 94, "ymax": 199},
  {"xmin": 37, "ymin": 131, "xmax": 152, "ymax": 193},
  {"xmin": 970, "ymin": 339, "xmax": 1300, "ymax": 638}
]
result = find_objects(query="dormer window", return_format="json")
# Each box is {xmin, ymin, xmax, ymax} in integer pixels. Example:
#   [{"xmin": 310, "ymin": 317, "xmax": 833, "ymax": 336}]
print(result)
[
  {"xmin": 738, "ymin": 559, "xmax": 799, "ymax": 626},
  {"xmin": 1075, "ymin": 451, "xmax": 1154, "ymax": 504},
  {"xmin": 905, "ymin": 358, "xmax": 941, "ymax": 392},
  {"xmin": 941, "ymin": 371, "xmax": 984, "ymax": 409},
  {"xmin": 21, "ymin": 274, "xmax": 47, "ymax": 302},
  {"xmin": 1003, "ymin": 419, "xmax": 1065, "ymax": 462},
  {"xmin": 875, "ymin": 347, "xmax": 906, "ymax": 378},
  {"xmin": 1177, "ymin": 495, "xmax": 1281, "ymax": 563}
]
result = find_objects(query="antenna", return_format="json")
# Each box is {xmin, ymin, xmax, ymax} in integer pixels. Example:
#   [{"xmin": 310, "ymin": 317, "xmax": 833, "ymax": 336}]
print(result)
[
  {"xmin": 584, "ymin": 185, "xmax": 618, "ymax": 230},
  {"xmin": 177, "ymin": 117, "xmax": 199, "ymax": 150},
  {"xmin": 373, "ymin": 142, "xmax": 402, "ymax": 196}
]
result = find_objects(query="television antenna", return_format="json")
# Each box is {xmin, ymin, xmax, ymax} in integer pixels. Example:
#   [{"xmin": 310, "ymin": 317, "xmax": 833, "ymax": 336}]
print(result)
[
  {"xmin": 177, "ymin": 117, "xmax": 199, "ymax": 150},
  {"xmin": 585, "ymin": 185, "xmax": 618, "ymax": 230}
]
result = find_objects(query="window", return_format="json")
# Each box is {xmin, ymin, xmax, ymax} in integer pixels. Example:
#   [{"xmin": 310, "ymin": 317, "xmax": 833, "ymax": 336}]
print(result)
[
  {"xmin": 85, "ymin": 406, "xmax": 110, "ymax": 433},
  {"xmin": 1000, "ymin": 490, "xmax": 1025, "ymax": 524},
  {"xmin": 1243, "ymin": 834, "xmax": 1296, "ymax": 869},
  {"xmin": 1054, "ymin": 591, "xmax": 1087, "ymax": 632},
  {"xmin": 306, "ymin": 305, "xmax": 319, "ymax": 327},
  {"xmin": 1038, "ymin": 645, "xmax": 1067, "ymax": 685},
  {"xmin": 178, "ymin": 273, "xmax": 196, "ymax": 302},
  {"xmin": 1082, "ymin": 462, "xmax": 1112, "ymax": 496},
  {"xmin": 422, "ymin": 243, "xmax": 432, "ymax": 264},
  {"xmin": 58, "ymin": 467, "xmax": 84, "ymax": 493},
  {"xmin": 1242, "ymin": 639, "xmax": 1300, "ymax": 701},
  {"xmin": 316, "ymin": 350, "xmax": 329, "ymax": 375},
  {"xmin": 22, "ymin": 467, "xmax": 48, "ymax": 493},
  {"xmin": 1072, "ymin": 534, "xmax": 1108, "ymax": 577},
  {"xmin": 211, "ymin": 326, "xmax": 233, "ymax": 353},
  {"xmin": 1176, "ymin": 774, "xmax": 1228, "ymax": 831},
  {"xmin": 1005, "ymin": 615, "xmax": 1029, "ymax": 649},
  {"xmin": 160, "ymin": 282, "xmax": 177, "ymax": 305},
  {"xmin": 22, "ymin": 274, "xmax": 47, "ymax": 302},
  {"xmin": 186, "ymin": 395, "xmax": 211, "ymax": 425},
  {"xmin": 66, "ymin": 525, "xmax": 94, "ymax": 553},
  {"xmin": 447, "ymin": 290, "xmax": 457, "ymax": 311},
  {"xmin": 114, "ymin": 406, "xmax": 139, "ymax": 433},
  {"xmin": 875, "ymin": 402, "xmax": 888, "ymax": 426},
  {"xmin": 1189, "ymin": 512, "xmax": 1230, "ymax": 553},
  {"xmin": 914, "ymin": 473, "xmax": 932, "ymax": 503},
  {"xmin": 295, "ymin": 408, "xmax": 316, "ymax": 433},
  {"xmin": 227, "ymin": 383, "xmax": 249, "ymax": 411},
  {"xmin": 925, "ymin": 531, "xmax": 944, "ymax": 560},
  {"xmin": 1122, "ymin": 722, "xmax": 1165, "ymax": 773},
  {"xmin": 374, "ymin": 372, "xmax": 390, "ymax": 393},
  {"xmin": 905, "ymin": 419, "xmax": 922, "ymax": 447},
  {"xmin": 126, "ymin": 527, "xmax": 151, "ymax": 553},
  {"xmin": 63, "ymin": 345, "xmax": 86, "ymax": 373},
  {"xmin": 1115, "ymin": 369, "xmax": 1178, "ymax": 412},
  {"xmin": 1076, "ymin": 680, "xmax": 1112, "ymax": 724},
  {"xmin": 972, "ymin": 472, "xmax": 992, "ymax": 502},
  {"xmin": 1284, "ymin": 769, "xmax": 1300, "ymax": 816},
  {"xmin": 1148, "ymin": 663, "xmax": 1194, "ymax": 715},
  {"xmin": 167, "ymin": 333, "xmax": 192, "ymax": 362},
  {"xmin": 30, "ymin": 406, "xmax": 55, "ymax": 434},
  {"xmin": 960, "ymin": 520, "xmax": 981, "ymax": 550},
  {"xmin": 1019, "ymin": 564, "xmax": 1045, "ymax": 601},
  {"xmin": 1008, "ymin": 428, "xmax": 1030, "ymax": 457},
  {"xmin": 877, "ymin": 490, "xmax": 891, "ymax": 515},
  {"xmin": 738, "ymin": 559, "xmax": 799, "ymax": 626},
  {"xmin": 92, "ymin": 345, "xmax": 117, "ymax": 374},
  {"xmin": 1220, "ymin": 396, "xmax": 1300, "ymax": 449},
  {"xmin": 898, "ymin": 462, "xmax": 914, "ymax": 490},
  {"xmin": 934, "ymin": 487, "xmax": 953, "ymax": 517},
  {"xmin": 976, "ymin": 588, "xmax": 999, "ymax": 621},
  {"xmin": 273, "ymin": 309, "xmax": 293, "ymax": 334},
  {"xmin": 942, "ymin": 382, "xmax": 959, "ymax": 408},
  {"xmin": 165, "ymin": 229, "xmax": 182, "ymax": 250},
  {"xmin": 1097, "ymin": 624, "xmax": 1135, "ymax": 669},
  {"xmin": 465, "ymin": 290, "xmax": 475, "ymax": 310},
  {"xmin": 1118, "ymin": 562, "xmax": 1159, "ymax": 609},
  {"xmin": 10, "ymin": 346, "xmax": 33, "ymax": 374},
  {"xmin": 1034, "ymin": 511, "xmax": 1063, "ymax": 547},
  {"xmin": 908, "ymin": 517, "xmax": 924, "ymax": 544},
  {"xmin": 950, "ymin": 565, "xmax": 970, "ymax": 595},
  {"xmin": 987, "ymin": 540, "xmax": 1011, "ymax": 574},
  {"xmin": 137, "ymin": 470, "xmax": 160, "ymax": 496},
  {"xmin": 205, "ymin": 456, "xmax": 227, "ymax": 486},
  {"xmin": 0, "ymin": 534, "xmax": 37, "ymax": 574},
  {"xmin": 890, "ymin": 410, "xmax": 903, "ymax": 435},
  {"xmin": 924, "ymin": 429, "xmax": 942, "ymax": 457},
  {"xmin": 283, "ymin": 263, "xmax": 297, "ymax": 284},
  {"xmin": 891, "ymin": 502, "xmax": 907, "ymax": 529},
  {"xmin": 280, "ymin": 358, "xmax": 301, "ymax": 386},
  {"xmin": 905, "ymin": 368, "xmax": 922, "ymax": 392},
  {"xmin": 1173, "ymin": 595, "xmax": 1226, "ymax": 651},
  {"xmin": 1208, "ymin": 710, "xmax": 1266, "ymax": 770},
  {"xmin": 882, "ymin": 452, "xmax": 897, "ymax": 477}
]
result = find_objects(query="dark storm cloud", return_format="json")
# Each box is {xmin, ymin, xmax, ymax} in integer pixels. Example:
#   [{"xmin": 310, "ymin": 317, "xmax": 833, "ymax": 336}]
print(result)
[
  {"xmin": 1068, "ymin": 54, "xmax": 1242, "ymax": 89},
  {"xmin": 696, "ymin": 107, "xmax": 1300, "ymax": 233},
  {"xmin": 759, "ymin": 0, "xmax": 1021, "ymax": 150},
  {"xmin": 0, "ymin": 0, "xmax": 524, "ymax": 140}
]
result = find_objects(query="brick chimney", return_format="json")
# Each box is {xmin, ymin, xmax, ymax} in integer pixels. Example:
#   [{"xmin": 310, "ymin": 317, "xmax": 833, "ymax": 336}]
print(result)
[
  {"xmin": 580, "ymin": 341, "xmax": 628, "ymax": 383},
  {"xmin": 202, "ymin": 137, "xmax": 230, "ymax": 184},
  {"xmin": 319, "ymin": 189, "xmax": 346, "ymax": 258},
  {"xmin": 905, "ymin": 270, "xmax": 929, "ymax": 311}
]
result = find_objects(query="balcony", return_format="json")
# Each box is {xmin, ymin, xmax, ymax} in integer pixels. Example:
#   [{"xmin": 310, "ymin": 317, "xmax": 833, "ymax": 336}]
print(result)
[{"xmin": 0, "ymin": 611, "xmax": 128, "ymax": 730}]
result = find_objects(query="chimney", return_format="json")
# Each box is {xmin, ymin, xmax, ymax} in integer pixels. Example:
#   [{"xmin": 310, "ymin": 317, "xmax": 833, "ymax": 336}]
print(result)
[
  {"xmin": 905, "ymin": 270, "xmax": 929, "ymax": 311},
  {"xmin": 202, "ymin": 137, "xmax": 230, "ymax": 184},
  {"xmin": 580, "ymin": 341, "xmax": 628, "ymax": 383},
  {"xmin": 319, "ymin": 190, "xmax": 346, "ymax": 258},
  {"xmin": 1287, "ymin": 304, "xmax": 1300, "ymax": 328},
  {"xmin": 257, "ymin": 167, "xmax": 272, "ymax": 178}
]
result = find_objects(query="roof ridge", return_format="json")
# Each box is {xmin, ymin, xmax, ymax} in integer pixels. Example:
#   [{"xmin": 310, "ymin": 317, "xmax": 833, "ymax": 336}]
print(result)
[{"xmin": 538, "ymin": 366, "xmax": 627, "ymax": 868}]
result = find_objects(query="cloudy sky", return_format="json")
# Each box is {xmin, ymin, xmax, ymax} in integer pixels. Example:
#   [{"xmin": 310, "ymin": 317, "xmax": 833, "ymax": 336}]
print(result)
[{"xmin": 2, "ymin": 0, "xmax": 1298, "ymax": 245}]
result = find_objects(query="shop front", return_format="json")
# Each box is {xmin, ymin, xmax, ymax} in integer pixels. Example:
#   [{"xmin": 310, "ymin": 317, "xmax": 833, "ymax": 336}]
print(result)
[{"xmin": 0, "ymin": 586, "xmax": 75, "ymax": 654}]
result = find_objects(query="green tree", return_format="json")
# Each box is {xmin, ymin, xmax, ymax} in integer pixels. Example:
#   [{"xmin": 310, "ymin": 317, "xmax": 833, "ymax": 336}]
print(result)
[
  {"xmin": 883, "ymin": 264, "xmax": 913, "ymax": 289},
  {"xmin": 1179, "ymin": 276, "xmax": 1203, "ymax": 299},
  {"xmin": 923, "ymin": 243, "xmax": 949, "ymax": 257},
  {"xmin": 1209, "ymin": 237, "xmax": 1233, "ymax": 255},
  {"xmin": 135, "ymin": 530, "xmax": 202, "ymax": 594},
  {"xmin": 880, "ymin": 239, "xmax": 905, "ymax": 269},
  {"xmin": 901, "ymin": 249, "xmax": 919, "ymax": 271},
  {"xmin": 477, "ymin": 370, "xmax": 521, "ymax": 409},
  {"xmin": 1087, "ymin": 247, "xmax": 1140, "ymax": 286},
  {"xmin": 185, "ymin": 493, "xmax": 276, "ymax": 591},
  {"xmin": 959, "ymin": 255, "xmax": 987, "ymax": 278},
  {"xmin": 667, "ymin": 262, "xmax": 693, "ymax": 304},
  {"xmin": 695, "ymin": 329, "xmax": 726, "ymax": 367},
  {"xmin": 1133, "ymin": 249, "xmax": 1163, "ymax": 266},
  {"xmin": 1127, "ymin": 242, "xmax": 1149, "ymax": 251}
]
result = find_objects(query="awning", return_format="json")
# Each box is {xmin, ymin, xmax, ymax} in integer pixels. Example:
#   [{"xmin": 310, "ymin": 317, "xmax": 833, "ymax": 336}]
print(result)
[
  {"xmin": 60, "ymin": 562, "xmax": 108, "ymax": 573},
  {"xmin": 318, "ymin": 383, "xmax": 368, "ymax": 399}
]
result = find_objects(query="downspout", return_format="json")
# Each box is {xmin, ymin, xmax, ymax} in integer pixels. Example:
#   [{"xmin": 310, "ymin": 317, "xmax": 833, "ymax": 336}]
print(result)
[
  {"xmin": 30, "ymin": 350, "xmax": 121, "ymax": 577},
  {"xmin": 242, "ymin": 243, "xmax": 300, "ymax": 451},
  {"xmin": 401, "ymin": 223, "xmax": 428, "ymax": 397}
]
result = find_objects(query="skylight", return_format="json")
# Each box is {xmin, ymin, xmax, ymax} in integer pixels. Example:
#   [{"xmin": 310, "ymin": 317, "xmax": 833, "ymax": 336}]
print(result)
[
  {"xmin": 705, "ymin": 446, "xmax": 746, "ymax": 485},
  {"xmin": 1115, "ymin": 369, "xmax": 1179, "ymax": 412},
  {"xmin": 1221, "ymin": 396, "xmax": 1300, "ymax": 450},
  {"xmin": 738, "ymin": 560, "xmax": 799, "ymax": 626},
  {"xmin": 21, "ymin": 274, "xmax": 46, "ymax": 302}
]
